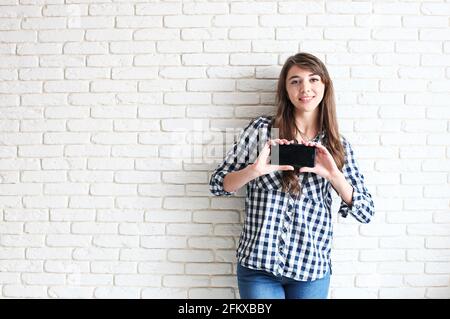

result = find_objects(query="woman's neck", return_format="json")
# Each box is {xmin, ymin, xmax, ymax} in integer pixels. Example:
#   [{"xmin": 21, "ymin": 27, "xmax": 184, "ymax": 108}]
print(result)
[{"xmin": 294, "ymin": 111, "xmax": 319, "ymax": 138}]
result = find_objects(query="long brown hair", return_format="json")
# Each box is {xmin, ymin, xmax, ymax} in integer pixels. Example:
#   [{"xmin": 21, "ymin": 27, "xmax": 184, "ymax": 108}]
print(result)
[{"xmin": 273, "ymin": 52, "xmax": 345, "ymax": 196}]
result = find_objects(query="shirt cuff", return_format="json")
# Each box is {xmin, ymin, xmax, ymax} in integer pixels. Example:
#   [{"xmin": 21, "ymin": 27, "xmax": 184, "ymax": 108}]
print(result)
[
  {"xmin": 338, "ymin": 186, "xmax": 362, "ymax": 218},
  {"xmin": 210, "ymin": 171, "xmax": 236, "ymax": 197}
]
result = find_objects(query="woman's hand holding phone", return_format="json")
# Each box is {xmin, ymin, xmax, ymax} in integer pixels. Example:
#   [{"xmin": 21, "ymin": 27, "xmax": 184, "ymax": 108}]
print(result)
[
  {"xmin": 299, "ymin": 141, "xmax": 340, "ymax": 181},
  {"xmin": 250, "ymin": 139, "xmax": 295, "ymax": 177}
]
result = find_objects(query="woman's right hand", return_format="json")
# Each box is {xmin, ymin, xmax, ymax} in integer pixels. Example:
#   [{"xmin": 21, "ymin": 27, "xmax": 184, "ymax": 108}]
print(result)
[{"xmin": 250, "ymin": 138, "xmax": 295, "ymax": 177}]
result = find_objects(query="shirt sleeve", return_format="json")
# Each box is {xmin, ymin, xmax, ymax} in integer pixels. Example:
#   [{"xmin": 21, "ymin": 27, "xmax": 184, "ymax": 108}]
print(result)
[
  {"xmin": 209, "ymin": 117, "xmax": 267, "ymax": 197},
  {"xmin": 337, "ymin": 137, "xmax": 375, "ymax": 223}
]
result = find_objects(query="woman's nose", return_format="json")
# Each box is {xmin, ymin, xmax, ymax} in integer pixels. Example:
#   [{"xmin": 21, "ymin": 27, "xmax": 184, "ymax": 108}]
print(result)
[{"xmin": 299, "ymin": 82, "xmax": 311, "ymax": 93}]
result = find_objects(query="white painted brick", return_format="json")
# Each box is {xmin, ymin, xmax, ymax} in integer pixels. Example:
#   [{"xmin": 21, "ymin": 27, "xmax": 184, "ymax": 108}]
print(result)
[
  {"xmin": 65, "ymin": 145, "xmax": 110, "ymax": 157},
  {"xmin": 0, "ymin": 272, "xmax": 20, "ymax": 284},
  {"xmin": 213, "ymin": 15, "xmax": 257, "ymax": 27},
  {"xmin": 73, "ymin": 248, "xmax": 119, "ymax": 261},
  {"xmin": 134, "ymin": 28, "xmax": 179, "ymax": 41},
  {"xmin": 25, "ymin": 222, "xmax": 70, "ymax": 234},
  {"xmin": 68, "ymin": 271, "xmax": 112, "ymax": 286},
  {"xmin": 189, "ymin": 288, "xmax": 235, "ymax": 299},
  {"xmin": 333, "ymin": 237, "xmax": 378, "ymax": 249},
  {"xmin": 94, "ymin": 287, "xmax": 140, "ymax": 299},
  {"xmin": 0, "ymin": 222, "xmax": 23, "ymax": 235},
  {"xmin": 229, "ymin": 27, "xmax": 274, "ymax": 40},
  {"xmin": 207, "ymin": 66, "xmax": 254, "ymax": 78},
  {"xmin": 0, "ymin": 82, "xmax": 40, "ymax": 94},
  {"xmin": 48, "ymin": 287, "xmax": 94, "ymax": 298},
  {"xmin": 116, "ymin": 16, "xmax": 161, "ymax": 29},
  {"xmin": 164, "ymin": 197, "xmax": 209, "ymax": 209},
  {"xmin": 165, "ymin": 15, "xmax": 211, "ymax": 28},
  {"xmin": 407, "ymin": 225, "xmax": 450, "ymax": 237},
  {"xmin": 3, "ymin": 285, "xmax": 47, "ymax": 298},
  {"xmin": 309, "ymin": 14, "xmax": 354, "ymax": 27},
  {"xmin": 425, "ymin": 262, "xmax": 450, "ymax": 275},
  {"xmin": 168, "ymin": 249, "xmax": 214, "ymax": 262},
  {"xmin": 426, "ymin": 237, "xmax": 450, "ymax": 249},
  {"xmin": 380, "ymin": 237, "xmax": 424, "ymax": 249},
  {"xmin": 91, "ymin": 261, "xmax": 137, "ymax": 274},
  {"xmin": 379, "ymin": 288, "xmax": 425, "ymax": 299},
  {"xmin": 260, "ymin": 15, "xmax": 306, "ymax": 27},
  {"xmin": 116, "ymin": 274, "xmax": 161, "ymax": 287},
  {"xmin": 139, "ymin": 262, "xmax": 184, "ymax": 274},
  {"xmin": 182, "ymin": 54, "xmax": 229, "ymax": 66},
  {"xmin": 86, "ymin": 29, "xmax": 132, "ymax": 42},
  {"xmin": 230, "ymin": 53, "xmax": 277, "ymax": 65},
  {"xmin": 157, "ymin": 41, "xmax": 202, "ymax": 53},
  {"xmin": 142, "ymin": 288, "xmax": 187, "ymax": 298},
  {"xmin": 62, "ymin": 194, "xmax": 101, "ymax": 209},
  {"xmin": 65, "ymin": 68, "xmax": 109, "ymax": 80},
  {"xmin": 349, "ymin": 41, "xmax": 394, "ymax": 53},
  {"xmin": 405, "ymin": 274, "xmax": 450, "ymax": 287},
  {"xmin": 181, "ymin": 28, "xmax": 228, "ymax": 40},
  {"xmin": 116, "ymin": 197, "xmax": 162, "ymax": 210},
  {"xmin": 19, "ymin": 145, "xmax": 63, "ymax": 157},
  {"xmin": 136, "ymin": 3, "xmax": 181, "ymax": 15},
  {"xmin": 379, "ymin": 262, "xmax": 424, "ymax": 274},
  {"xmin": 89, "ymin": 183, "xmax": 136, "ymax": 196},
  {"xmin": 98, "ymin": 210, "xmax": 144, "ymax": 223},
  {"xmin": 356, "ymin": 15, "xmax": 400, "ymax": 27},
  {"xmin": 140, "ymin": 236, "xmax": 186, "ymax": 249},
  {"xmin": 1, "ymin": 234, "xmax": 44, "ymax": 247},
  {"xmin": 50, "ymin": 209, "xmax": 96, "ymax": 221},
  {"xmin": 87, "ymin": 55, "xmax": 132, "ymax": 67},
  {"xmin": 277, "ymin": 27, "xmax": 322, "ymax": 40},
  {"xmin": 46, "ymin": 234, "xmax": 91, "ymax": 247},
  {"xmin": 0, "ymin": 30, "xmax": 36, "ymax": 43},
  {"xmin": 167, "ymin": 223, "xmax": 212, "ymax": 236},
  {"xmin": 213, "ymin": 225, "xmax": 242, "ymax": 237},
  {"xmin": 425, "ymin": 287, "xmax": 450, "ymax": 299},
  {"xmin": 215, "ymin": 250, "xmax": 236, "ymax": 263},
  {"xmin": 39, "ymin": 30, "xmax": 84, "ymax": 42},
  {"xmin": 160, "ymin": 66, "xmax": 206, "ymax": 79},
  {"xmin": 144, "ymin": 210, "xmax": 190, "ymax": 223},
  {"xmin": 114, "ymin": 171, "xmax": 160, "ymax": 184},
  {"xmin": 89, "ymin": 4, "xmax": 133, "ymax": 16},
  {"xmin": 356, "ymin": 274, "xmax": 403, "ymax": 287},
  {"xmin": 17, "ymin": 43, "xmax": 62, "ymax": 55},
  {"xmin": 22, "ymin": 17, "xmax": 66, "ymax": 30},
  {"xmin": 92, "ymin": 235, "xmax": 139, "ymax": 248},
  {"xmin": 188, "ymin": 237, "xmax": 235, "ymax": 249},
  {"xmin": 204, "ymin": 40, "xmax": 250, "ymax": 53},
  {"xmin": 4, "ymin": 209, "xmax": 48, "ymax": 222},
  {"xmin": 163, "ymin": 275, "xmax": 210, "ymax": 288},
  {"xmin": 372, "ymin": 28, "xmax": 418, "ymax": 40},
  {"xmin": 120, "ymin": 248, "xmax": 166, "ymax": 261},
  {"xmin": 44, "ymin": 132, "xmax": 90, "ymax": 144},
  {"xmin": 27, "ymin": 247, "xmax": 72, "ymax": 260}
]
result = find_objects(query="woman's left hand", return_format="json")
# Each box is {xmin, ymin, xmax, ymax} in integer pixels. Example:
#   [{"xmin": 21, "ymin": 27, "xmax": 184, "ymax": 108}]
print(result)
[{"xmin": 299, "ymin": 141, "xmax": 340, "ymax": 181}]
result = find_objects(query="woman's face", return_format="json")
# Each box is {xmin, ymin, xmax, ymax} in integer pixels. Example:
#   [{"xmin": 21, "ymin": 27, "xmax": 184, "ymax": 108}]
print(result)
[{"xmin": 285, "ymin": 65, "xmax": 325, "ymax": 116}]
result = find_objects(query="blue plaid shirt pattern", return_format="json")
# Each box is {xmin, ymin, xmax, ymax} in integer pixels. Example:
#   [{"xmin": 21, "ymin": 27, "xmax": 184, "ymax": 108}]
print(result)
[{"xmin": 209, "ymin": 116, "xmax": 375, "ymax": 281}]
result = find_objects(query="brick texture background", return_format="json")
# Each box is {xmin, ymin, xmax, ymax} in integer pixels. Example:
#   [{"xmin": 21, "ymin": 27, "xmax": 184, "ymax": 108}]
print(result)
[{"xmin": 0, "ymin": 0, "xmax": 449, "ymax": 299}]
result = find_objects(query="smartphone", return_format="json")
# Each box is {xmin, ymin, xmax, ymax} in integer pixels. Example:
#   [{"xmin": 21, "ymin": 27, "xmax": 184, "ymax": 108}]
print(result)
[{"xmin": 270, "ymin": 144, "xmax": 316, "ymax": 168}]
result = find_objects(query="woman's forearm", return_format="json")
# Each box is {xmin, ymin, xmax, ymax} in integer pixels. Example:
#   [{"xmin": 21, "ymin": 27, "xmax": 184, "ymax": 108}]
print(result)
[
  {"xmin": 223, "ymin": 164, "xmax": 260, "ymax": 193},
  {"xmin": 329, "ymin": 170, "xmax": 354, "ymax": 206}
]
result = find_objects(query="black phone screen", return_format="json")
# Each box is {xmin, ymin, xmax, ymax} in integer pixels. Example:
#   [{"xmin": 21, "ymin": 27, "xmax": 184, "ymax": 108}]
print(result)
[{"xmin": 270, "ymin": 144, "xmax": 316, "ymax": 168}]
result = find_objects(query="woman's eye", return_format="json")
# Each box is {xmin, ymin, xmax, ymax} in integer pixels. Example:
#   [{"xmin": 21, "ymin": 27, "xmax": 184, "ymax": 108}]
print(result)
[{"xmin": 311, "ymin": 78, "xmax": 319, "ymax": 82}]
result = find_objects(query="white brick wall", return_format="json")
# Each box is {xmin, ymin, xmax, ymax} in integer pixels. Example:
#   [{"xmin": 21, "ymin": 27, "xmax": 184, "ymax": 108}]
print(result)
[{"xmin": 0, "ymin": 0, "xmax": 449, "ymax": 299}]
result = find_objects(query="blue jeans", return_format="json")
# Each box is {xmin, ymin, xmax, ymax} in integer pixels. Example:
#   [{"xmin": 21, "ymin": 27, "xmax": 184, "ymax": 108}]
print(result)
[{"xmin": 237, "ymin": 263, "xmax": 330, "ymax": 299}]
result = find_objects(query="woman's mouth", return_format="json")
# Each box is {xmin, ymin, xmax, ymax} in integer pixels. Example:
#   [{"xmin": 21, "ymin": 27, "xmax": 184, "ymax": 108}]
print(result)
[{"xmin": 299, "ymin": 96, "xmax": 314, "ymax": 102}]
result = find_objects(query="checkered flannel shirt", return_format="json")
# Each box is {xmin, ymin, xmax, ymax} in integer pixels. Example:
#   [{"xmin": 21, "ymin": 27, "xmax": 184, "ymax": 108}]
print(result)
[{"xmin": 209, "ymin": 116, "xmax": 375, "ymax": 281}]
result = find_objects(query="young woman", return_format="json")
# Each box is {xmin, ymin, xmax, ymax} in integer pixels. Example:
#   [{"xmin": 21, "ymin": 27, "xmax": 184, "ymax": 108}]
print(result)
[{"xmin": 209, "ymin": 52, "xmax": 375, "ymax": 299}]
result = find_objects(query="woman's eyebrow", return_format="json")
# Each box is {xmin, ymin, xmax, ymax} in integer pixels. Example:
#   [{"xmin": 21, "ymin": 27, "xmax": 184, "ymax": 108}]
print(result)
[{"xmin": 287, "ymin": 73, "xmax": 320, "ymax": 80}]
